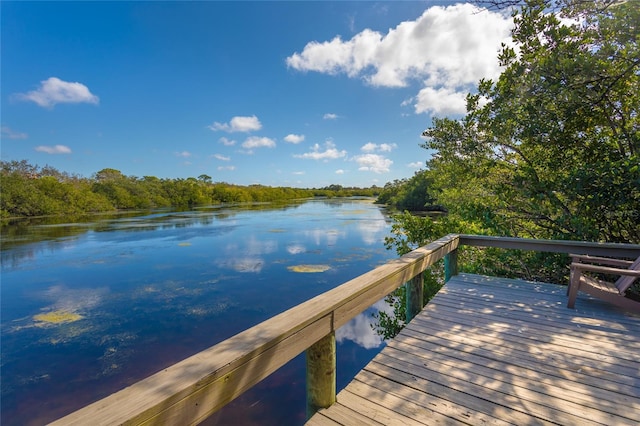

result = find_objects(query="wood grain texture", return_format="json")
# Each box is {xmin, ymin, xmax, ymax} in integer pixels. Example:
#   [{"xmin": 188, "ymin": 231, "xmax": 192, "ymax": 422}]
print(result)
[{"xmin": 309, "ymin": 273, "xmax": 640, "ymax": 426}]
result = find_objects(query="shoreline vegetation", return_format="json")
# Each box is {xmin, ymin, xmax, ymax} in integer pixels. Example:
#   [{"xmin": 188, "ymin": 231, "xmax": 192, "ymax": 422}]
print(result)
[{"xmin": 0, "ymin": 160, "xmax": 381, "ymax": 220}]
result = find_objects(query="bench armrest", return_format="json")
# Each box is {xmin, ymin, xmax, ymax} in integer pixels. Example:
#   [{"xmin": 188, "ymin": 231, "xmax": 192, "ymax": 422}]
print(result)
[
  {"xmin": 570, "ymin": 262, "xmax": 640, "ymax": 277},
  {"xmin": 570, "ymin": 254, "xmax": 634, "ymax": 268}
]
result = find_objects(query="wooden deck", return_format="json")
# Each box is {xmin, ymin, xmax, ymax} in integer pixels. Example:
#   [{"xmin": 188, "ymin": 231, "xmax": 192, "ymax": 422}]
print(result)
[{"xmin": 307, "ymin": 273, "xmax": 640, "ymax": 425}]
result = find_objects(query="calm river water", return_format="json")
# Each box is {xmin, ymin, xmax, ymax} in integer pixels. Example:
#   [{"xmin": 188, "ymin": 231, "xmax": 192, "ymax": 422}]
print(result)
[{"xmin": 1, "ymin": 198, "xmax": 397, "ymax": 425}]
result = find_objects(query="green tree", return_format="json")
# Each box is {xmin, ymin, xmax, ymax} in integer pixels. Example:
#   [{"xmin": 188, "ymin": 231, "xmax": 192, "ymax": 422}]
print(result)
[
  {"xmin": 1, "ymin": 162, "xmax": 114, "ymax": 217},
  {"xmin": 0, "ymin": 171, "xmax": 44, "ymax": 217},
  {"xmin": 93, "ymin": 168, "xmax": 126, "ymax": 182},
  {"xmin": 92, "ymin": 169, "xmax": 136, "ymax": 209},
  {"xmin": 422, "ymin": 0, "xmax": 639, "ymax": 243},
  {"xmin": 375, "ymin": 171, "xmax": 440, "ymax": 211},
  {"xmin": 376, "ymin": 179, "xmax": 405, "ymax": 205}
]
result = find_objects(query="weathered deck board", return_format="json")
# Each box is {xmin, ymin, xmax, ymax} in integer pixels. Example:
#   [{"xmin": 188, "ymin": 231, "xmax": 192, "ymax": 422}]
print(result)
[{"xmin": 308, "ymin": 273, "xmax": 640, "ymax": 425}]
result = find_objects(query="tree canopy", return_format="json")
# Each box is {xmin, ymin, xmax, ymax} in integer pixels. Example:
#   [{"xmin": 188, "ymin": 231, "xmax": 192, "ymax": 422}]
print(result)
[{"xmin": 383, "ymin": 0, "xmax": 639, "ymax": 248}]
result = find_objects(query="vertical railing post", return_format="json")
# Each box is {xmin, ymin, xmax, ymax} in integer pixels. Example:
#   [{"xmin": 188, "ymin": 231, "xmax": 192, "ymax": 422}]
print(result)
[
  {"xmin": 405, "ymin": 271, "xmax": 424, "ymax": 322},
  {"xmin": 444, "ymin": 249, "xmax": 458, "ymax": 282},
  {"xmin": 306, "ymin": 331, "xmax": 336, "ymax": 419}
]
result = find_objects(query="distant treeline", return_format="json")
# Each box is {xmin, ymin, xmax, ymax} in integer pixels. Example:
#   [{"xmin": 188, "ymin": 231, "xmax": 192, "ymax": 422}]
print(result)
[{"xmin": 0, "ymin": 160, "xmax": 380, "ymax": 218}]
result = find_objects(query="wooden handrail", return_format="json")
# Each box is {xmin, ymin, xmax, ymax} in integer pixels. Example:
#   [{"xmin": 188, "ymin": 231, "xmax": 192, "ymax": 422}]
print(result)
[
  {"xmin": 51, "ymin": 234, "xmax": 460, "ymax": 425},
  {"xmin": 459, "ymin": 234, "xmax": 640, "ymax": 258}
]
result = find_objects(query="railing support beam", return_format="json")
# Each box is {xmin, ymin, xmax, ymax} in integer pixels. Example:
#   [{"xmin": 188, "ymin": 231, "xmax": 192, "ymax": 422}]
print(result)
[
  {"xmin": 405, "ymin": 271, "xmax": 424, "ymax": 322},
  {"xmin": 444, "ymin": 249, "xmax": 458, "ymax": 282},
  {"xmin": 306, "ymin": 331, "xmax": 336, "ymax": 419}
]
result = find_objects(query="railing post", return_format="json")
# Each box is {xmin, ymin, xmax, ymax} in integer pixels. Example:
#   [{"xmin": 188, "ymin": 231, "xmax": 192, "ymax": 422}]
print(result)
[
  {"xmin": 405, "ymin": 272, "xmax": 424, "ymax": 322},
  {"xmin": 444, "ymin": 249, "xmax": 458, "ymax": 282},
  {"xmin": 306, "ymin": 331, "xmax": 336, "ymax": 419}
]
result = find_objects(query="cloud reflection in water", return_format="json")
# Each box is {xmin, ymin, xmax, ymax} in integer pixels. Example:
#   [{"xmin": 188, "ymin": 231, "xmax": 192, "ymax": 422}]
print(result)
[{"xmin": 336, "ymin": 300, "xmax": 393, "ymax": 349}]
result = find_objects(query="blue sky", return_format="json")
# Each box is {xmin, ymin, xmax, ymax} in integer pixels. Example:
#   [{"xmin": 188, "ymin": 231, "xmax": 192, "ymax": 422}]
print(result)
[{"xmin": 1, "ymin": 1, "xmax": 513, "ymax": 188}]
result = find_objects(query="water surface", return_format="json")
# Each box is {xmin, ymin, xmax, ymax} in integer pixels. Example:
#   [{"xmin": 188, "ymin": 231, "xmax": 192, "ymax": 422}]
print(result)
[{"xmin": 1, "ymin": 198, "xmax": 396, "ymax": 425}]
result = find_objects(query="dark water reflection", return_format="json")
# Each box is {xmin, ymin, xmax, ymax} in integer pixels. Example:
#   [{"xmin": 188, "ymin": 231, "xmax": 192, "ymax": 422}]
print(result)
[{"xmin": 1, "ymin": 198, "xmax": 396, "ymax": 425}]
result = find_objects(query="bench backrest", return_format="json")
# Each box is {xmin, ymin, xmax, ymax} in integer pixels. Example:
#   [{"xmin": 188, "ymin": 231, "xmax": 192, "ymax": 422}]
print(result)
[{"xmin": 616, "ymin": 256, "xmax": 640, "ymax": 294}]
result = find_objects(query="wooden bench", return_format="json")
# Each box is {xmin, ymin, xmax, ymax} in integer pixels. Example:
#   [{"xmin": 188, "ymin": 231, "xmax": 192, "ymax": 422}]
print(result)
[{"xmin": 568, "ymin": 254, "xmax": 640, "ymax": 313}]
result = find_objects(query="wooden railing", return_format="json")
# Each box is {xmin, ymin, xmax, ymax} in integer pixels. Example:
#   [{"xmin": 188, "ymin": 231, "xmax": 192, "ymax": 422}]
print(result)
[{"xmin": 51, "ymin": 234, "xmax": 640, "ymax": 425}]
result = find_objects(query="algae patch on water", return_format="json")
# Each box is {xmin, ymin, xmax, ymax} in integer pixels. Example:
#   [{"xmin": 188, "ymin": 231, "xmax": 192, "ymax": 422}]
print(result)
[
  {"xmin": 342, "ymin": 209, "xmax": 368, "ymax": 215},
  {"xmin": 33, "ymin": 310, "xmax": 83, "ymax": 325},
  {"xmin": 287, "ymin": 264, "xmax": 331, "ymax": 273}
]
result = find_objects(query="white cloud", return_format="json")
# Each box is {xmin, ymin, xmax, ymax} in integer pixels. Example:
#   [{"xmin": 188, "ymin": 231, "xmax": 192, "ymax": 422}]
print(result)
[
  {"xmin": 175, "ymin": 151, "xmax": 192, "ymax": 158},
  {"xmin": 294, "ymin": 140, "xmax": 347, "ymax": 161},
  {"xmin": 287, "ymin": 244, "xmax": 306, "ymax": 254},
  {"xmin": 354, "ymin": 153, "xmax": 392, "ymax": 173},
  {"xmin": 245, "ymin": 236, "xmax": 278, "ymax": 256},
  {"xmin": 39, "ymin": 285, "xmax": 106, "ymax": 314},
  {"xmin": 242, "ymin": 136, "xmax": 276, "ymax": 150},
  {"xmin": 219, "ymin": 257, "xmax": 264, "ymax": 273},
  {"xmin": 361, "ymin": 142, "xmax": 397, "ymax": 152},
  {"xmin": 284, "ymin": 134, "xmax": 305, "ymax": 144},
  {"xmin": 292, "ymin": 171, "xmax": 305, "ymax": 175},
  {"xmin": 16, "ymin": 77, "xmax": 99, "ymax": 108},
  {"xmin": 219, "ymin": 137, "xmax": 236, "ymax": 146},
  {"xmin": 335, "ymin": 169, "xmax": 345, "ymax": 175},
  {"xmin": 208, "ymin": 115, "xmax": 262, "ymax": 133},
  {"xmin": 213, "ymin": 154, "xmax": 230, "ymax": 161},
  {"xmin": 357, "ymin": 219, "xmax": 387, "ymax": 245},
  {"xmin": 336, "ymin": 308, "xmax": 384, "ymax": 349},
  {"xmin": 361, "ymin": 142, "xmax": 377, "ymax": 152},
  {"xmin": 303, "ymin": 228, "xmax": 345, "ymax": 246},
  {"xmin": 323, "ymin": 113, "xmax": 338, "ymax": 120},
  {"xmin": 408, "ymin": 161, "xmax": 423, "ymax": 168},
  {"xmin": 35, "ymin": 145, "xmax": 72, "ymax": 154},
  {"xmin": 415, "ymin": 86, "xmax": 468, "ymax": 116},
  {"xmin": 287, "ymin": 3, "xmax": 512, "ymax": 117},
  {"xmin": 218, "ymin": 165, "xmax": 236, "ymax": 171},
  {"xmin": 1, "ymin": 126, "xmax": 28, "ymax": 140}
]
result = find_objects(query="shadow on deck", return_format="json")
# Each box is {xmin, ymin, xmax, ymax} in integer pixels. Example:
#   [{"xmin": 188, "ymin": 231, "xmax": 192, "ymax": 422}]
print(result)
[{"xmin": 308, "ymin": 273, "xmax": 640, "ymax": 425}]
